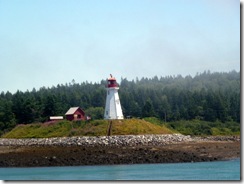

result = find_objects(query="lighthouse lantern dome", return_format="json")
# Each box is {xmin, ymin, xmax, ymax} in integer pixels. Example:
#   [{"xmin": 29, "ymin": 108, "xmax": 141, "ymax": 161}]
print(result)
[{"xmin": 107, "ymin": 74, "xmax": 118, "ymax": 88}]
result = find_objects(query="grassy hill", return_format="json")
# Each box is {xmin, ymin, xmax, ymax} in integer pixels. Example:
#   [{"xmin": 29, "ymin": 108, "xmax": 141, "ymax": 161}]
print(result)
[{"xmin": 2, "ymin": 119, "xmax": 175, "ymax": 138}]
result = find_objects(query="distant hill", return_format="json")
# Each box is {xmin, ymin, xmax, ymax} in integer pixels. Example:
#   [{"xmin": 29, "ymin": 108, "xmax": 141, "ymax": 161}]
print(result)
[
  {"xmin": 2, "ymin": 119, "xmax": 175, "ymax": 138},
  {"xmin": 0, "ymin": 70, "xmax": 240, "ymax": 135}
]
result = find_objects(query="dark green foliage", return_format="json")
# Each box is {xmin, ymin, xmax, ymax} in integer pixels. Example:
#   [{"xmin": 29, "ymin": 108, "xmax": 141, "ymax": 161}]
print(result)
[
  {"xmin": 0, "ymin": 70, "xmax": 240, "ymax": 135},
  {"xmin": 0, "ymin": 98, "xmax": 16, "ymax": 135},
  {"xmin": 142, "ymin": 99, "xmax": 155, "ymax": 118},
  {"xmin": 85, "ymin": 107, "xmax": 104, "ymax": 120},
  {"xmin": 165, "ymin": 119, "xmax": 240, "ymax": 136}
]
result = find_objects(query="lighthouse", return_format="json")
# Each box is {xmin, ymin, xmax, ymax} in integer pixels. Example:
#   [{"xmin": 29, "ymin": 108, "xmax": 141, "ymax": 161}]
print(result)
[{"xmin": 104, "ymin": 74, "xmax": 124, "ymax": 119}]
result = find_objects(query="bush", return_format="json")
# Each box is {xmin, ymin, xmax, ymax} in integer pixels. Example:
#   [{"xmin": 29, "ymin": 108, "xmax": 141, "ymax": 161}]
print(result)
[
  {"xmin": 143, "ymin": 117, "xmax": 163, "ymax": 125},
  {"xmin": 165, "ymin": 119, "xmax": 240, "ymax": 136}
]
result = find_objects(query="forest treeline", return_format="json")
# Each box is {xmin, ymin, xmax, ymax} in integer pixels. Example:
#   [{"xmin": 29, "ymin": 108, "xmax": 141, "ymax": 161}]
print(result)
[{"xmin": 0, "ymin": 70, "xmax": 240, "ymax": 135}]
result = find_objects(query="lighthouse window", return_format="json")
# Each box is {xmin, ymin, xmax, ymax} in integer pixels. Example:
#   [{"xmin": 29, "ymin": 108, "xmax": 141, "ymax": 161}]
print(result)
[{"xmin": 107, "ymin": 91, "xmax": 110, "ymax": 95}]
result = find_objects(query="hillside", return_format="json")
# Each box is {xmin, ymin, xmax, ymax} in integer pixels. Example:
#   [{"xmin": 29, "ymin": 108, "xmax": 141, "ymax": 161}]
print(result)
[
  {"xmin": 0, "ymin": 71, "xmax": 240, "ymax": 136},
  {"xmin": 2, "ymin": 119, "xmax": 174, "ymax": 138}
]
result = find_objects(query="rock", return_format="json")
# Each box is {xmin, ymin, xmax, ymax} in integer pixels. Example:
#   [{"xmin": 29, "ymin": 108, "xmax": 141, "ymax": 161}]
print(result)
[{"xmin": 0, "ymin": 134, "xmax": 239, "ymax": 147}]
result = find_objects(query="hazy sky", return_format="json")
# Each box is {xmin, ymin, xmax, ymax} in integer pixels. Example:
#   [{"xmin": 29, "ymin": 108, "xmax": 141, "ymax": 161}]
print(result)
[{"xmin": 0, "ymin": 0, "xmax": 240, "ymax": 93}]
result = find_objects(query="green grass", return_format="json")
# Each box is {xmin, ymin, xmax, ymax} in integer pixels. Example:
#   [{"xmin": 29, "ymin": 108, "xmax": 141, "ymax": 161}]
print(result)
[
  {"xmin": 111, "ymin": 119, "xmax": 174, "ymax": 135},
  {"xmin": 2, "ymin": 118, "xmax": 174, "ymax": 138},
  {"xmin": 3, "ymin": 117, "xmax": 239, "ymax": 138},
  {"xmin": 165, "ymin": 119, "xmax": 240, "ymax": 136},
  {"xmin": 2, "ymin": 121, "xmax": 73, "ymax": 138}
]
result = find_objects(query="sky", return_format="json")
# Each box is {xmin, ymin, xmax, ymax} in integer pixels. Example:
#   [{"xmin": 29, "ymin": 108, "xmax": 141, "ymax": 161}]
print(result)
[{"xmin": 0, "ymin": 0, "xmax": 240, "ymax": 93}]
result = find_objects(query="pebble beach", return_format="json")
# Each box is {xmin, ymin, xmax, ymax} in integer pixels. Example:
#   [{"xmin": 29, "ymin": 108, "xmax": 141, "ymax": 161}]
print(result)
[{"xmin": 0, "ymin": 134, "xmax": 240, "ymax": 167}]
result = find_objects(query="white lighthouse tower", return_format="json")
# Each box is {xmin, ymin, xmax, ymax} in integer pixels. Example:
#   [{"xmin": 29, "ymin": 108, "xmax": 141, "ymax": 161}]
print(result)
[{"xmin": 104, "ymin": 74, "xmax": 124, "ymax": 119}]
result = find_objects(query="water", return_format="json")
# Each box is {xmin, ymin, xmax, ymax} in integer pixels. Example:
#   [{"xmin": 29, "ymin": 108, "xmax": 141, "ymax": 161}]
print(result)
[{"xmin": 0, "ymin": 159, "xmax": 240, "ymax": 180}]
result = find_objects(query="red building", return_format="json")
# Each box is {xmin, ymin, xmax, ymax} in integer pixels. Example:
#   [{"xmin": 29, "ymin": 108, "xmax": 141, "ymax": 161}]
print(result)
[{"xmin": 65, "ymin": 107, "xmax": 85, "ymax": 121}]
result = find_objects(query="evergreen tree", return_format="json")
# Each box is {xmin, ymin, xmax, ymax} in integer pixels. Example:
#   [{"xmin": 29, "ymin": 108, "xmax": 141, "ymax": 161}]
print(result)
[
  {"xmin": 142, "ymin": 99, "xmax": 155, "ymax": 118},
  {"xmin": 0, "ymin": 70, "xmax": 240, "ymax": 134}
]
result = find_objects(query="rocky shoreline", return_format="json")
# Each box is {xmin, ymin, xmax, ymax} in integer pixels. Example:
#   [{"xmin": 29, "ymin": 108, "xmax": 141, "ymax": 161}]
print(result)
[
  {"xmin": 0, "ymin": 134, "xmax": 239, "ymax": 147},
  {"xmin": 0, "ymin": 134, "xmax": 240, "ymax": 167}
]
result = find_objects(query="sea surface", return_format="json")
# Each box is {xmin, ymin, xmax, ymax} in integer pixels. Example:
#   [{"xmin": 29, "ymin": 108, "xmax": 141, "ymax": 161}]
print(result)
[{"xmin": 0, "ymin": 159, "xmax": 240, "ymax": 180}]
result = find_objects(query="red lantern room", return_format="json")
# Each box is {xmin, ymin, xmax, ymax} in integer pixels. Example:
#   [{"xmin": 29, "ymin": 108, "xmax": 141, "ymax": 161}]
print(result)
[{"xmin": 107, "ymin": 74, "xmax": 118, "ymax": 88}]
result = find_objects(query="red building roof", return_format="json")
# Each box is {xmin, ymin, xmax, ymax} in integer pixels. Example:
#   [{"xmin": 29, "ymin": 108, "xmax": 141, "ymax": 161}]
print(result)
[{"xmin": 65, "ymin": 107, "xmax": 85, "ymax": 121}]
